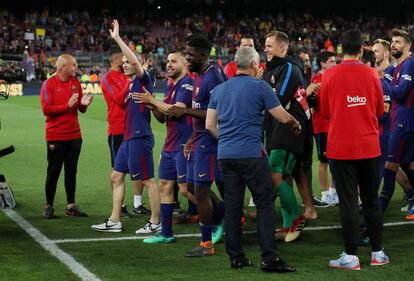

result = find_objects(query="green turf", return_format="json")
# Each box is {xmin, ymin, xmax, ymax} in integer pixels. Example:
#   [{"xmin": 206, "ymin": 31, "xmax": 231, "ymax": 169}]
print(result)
[{"xmin": 0, "ymin": 96, "xmax": 412, "ymax": 281}]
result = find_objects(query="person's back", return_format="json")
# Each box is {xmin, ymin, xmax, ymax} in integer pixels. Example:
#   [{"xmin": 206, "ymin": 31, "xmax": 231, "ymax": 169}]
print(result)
[
  {"xmin": 321, "ymin": 61, "xmax": 383, "ymax": 160},
  {"xmin": 212, "ymin": 75, "xmax": 270, "ymax": 159}
]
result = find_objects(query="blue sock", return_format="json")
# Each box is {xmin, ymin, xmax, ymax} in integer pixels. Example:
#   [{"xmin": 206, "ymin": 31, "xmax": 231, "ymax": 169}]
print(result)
[
  {"xmin": 199, "ymin": 223, "xmax": 212, "ymax": 242},
  {"xmin": 187, "ymin": 200, "xmax": 197, "ymax": 215},
  {"xmin": 379, "ymin": 168, "xmax": 396, "ymax": 211},
  {"xmin": 160, "ymin": 203, "xmax": 174, "ymax": 237},
  {"xmin": 212, "ymin": 200, "xmax": 225, "ymax": 225}
]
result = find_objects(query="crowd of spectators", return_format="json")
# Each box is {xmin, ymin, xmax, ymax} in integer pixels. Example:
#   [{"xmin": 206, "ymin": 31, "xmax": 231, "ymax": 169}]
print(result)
[{"xmin": 1, "ymin": 8, "xmax": 414, "ymax": 82}]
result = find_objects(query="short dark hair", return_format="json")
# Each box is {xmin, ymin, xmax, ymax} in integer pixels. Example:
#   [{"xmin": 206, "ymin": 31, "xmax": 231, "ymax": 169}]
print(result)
[
  {"xmin": 391, "ymin": 28, "xmax": 412, "ymax": 45},
  {"xmin": 316, "ymin": 51, "xmax": 335, "ymax": 68},
  {"xmin": 186, "ymin": 33, "xmax": 212, "ymax": 55},
  {"xmin": 342, "ymin": 29, "xmax": 364, "ymax": 55},
  {"xmin": 266, "ymin": 31, "xmax": 289, "ymax": 44},
  {"xmin": 109, "ymin": 45, "xmax": 122, "ymax": 57},
  {"xmin": 169, "ymin": 49, "xmax": 185, "ymax": 57},
  {"xmin": 361, "ymin": 48, "xmax": 376, "ymax": 67}
]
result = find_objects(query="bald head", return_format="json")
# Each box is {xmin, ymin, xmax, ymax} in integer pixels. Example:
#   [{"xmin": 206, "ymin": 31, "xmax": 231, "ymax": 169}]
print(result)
[{"xmin": 56, "ymin": 54, "xmax": 78, "ymax": 80}]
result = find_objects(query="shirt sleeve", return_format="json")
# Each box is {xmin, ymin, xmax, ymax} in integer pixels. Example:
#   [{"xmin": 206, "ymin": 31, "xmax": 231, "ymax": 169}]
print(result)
[
  {"xmin": 319, "ymin": 73, "xmax": 330, "ymax": 119},
  {"xmin": 175, "ymin": 78, "xmax": 193, "ymax": 106},
  {"xmin": 40, "ymin": 79, "xmax": 70, "ymax": 116},
  {"xmin": 373, "ymin": 72, "xmax": 385, "ymax": 118},
  {"xmin": 208, "ymin": 88, "xmax": 218, "ymax": 110},
  {"xmin": 391, "ymin": 60, "xmax": 414, "ymax": 101},
  {"xmin": 261, "ymin": 81, "xmax": 280, "ymax": 110},
  {"xmin": 206, "ymin": 67, "xmax": 224, "ymax": 100},
  {"xmin": 101, "ymin": 74, "xmax": 127, "ymax": 107},
  {"xmin": 143, "ymin": 70, "xmax": 155, "ymax": 94}
]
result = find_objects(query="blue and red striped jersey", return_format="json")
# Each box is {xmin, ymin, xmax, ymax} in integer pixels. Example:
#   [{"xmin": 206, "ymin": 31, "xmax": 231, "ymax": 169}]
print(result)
[
  {"xmin": 124, "ymin": 71, "xmax": 154, "ymax": 140},
  {"xmin": 390, "ymin": 57, "xmax": 414, "ymax": 132},
  {"xmin": 191, "ymin": 65, "xmax": 225, "ymax": 153},
  {"xmin": 163, "ymin": 75, "xmax": 194, "ymax": 152}
]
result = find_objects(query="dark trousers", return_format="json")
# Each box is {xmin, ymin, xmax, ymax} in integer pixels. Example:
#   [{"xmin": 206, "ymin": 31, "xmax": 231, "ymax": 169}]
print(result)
[
  {"xmin": 219, "ymin": 158, "xmax": 277, "ymax": 261},
  {"xmin": 45, "ymin": 138, "xmax": 82, "ymax": 205},
  {"xmin": 330, "ymin": 157, "xmax": 383, "ymax": 255}
]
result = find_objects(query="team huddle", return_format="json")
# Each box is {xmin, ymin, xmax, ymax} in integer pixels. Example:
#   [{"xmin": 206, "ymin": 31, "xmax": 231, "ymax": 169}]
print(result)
[{"xmin": 39, "ymin": 19, "xmax": 414, "ymax": 272}]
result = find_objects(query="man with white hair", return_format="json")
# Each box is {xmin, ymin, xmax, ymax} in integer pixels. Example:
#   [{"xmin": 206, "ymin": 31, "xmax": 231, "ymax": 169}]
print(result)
[
  {"xmin": 206, "ymin": 46, "xmax": 299, "ymax": 272},
  {"xmin": 40, "ymin": 54, "xmax": 93, "ymax": 219}
]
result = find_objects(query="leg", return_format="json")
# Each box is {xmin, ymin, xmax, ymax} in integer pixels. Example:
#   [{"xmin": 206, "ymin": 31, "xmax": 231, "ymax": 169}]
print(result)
[
  {"xmin": 357, "ymin": 158, "xmax": 383, "ymax": 252},
  {"xmin": 143, "ymin": 178, "xmax": 160, "ymax": 224},
  {"xmin": 110, "ymin": 170, "xmax": 126, "ymax": 222},
  {"xmin": 379, "ymin": 161, "xmax": 399, "ymax": 211},
  {"xmin": 219, "ymin": 159, "xmax": 246, "ymax": 260},
  {"xmin": 330, "ymin": 159, "xmax": 359, "ymax": 255},
  {"xmin": 64, "ymin": 138, "xmax": 82, "ymax": 208},
  {"xmin": 45, "ymin": 141, "xmax": 65, "ymax": 206},
  {"xmin": 243, "ymin": 158, "xmax": 278, "ymax": 261},
  {"xmin": 294, "ymin": 165, "xmax": 317, "ymax": 220}
]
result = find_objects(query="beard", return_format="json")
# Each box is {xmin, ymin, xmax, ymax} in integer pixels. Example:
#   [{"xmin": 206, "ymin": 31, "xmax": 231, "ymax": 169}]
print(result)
[
  {"xmin": 167, "ymin": 68, "xmax": 182, "ymax": 79},
  {"xmin": 188, "ymin": 61, "xmax": 202, "ymax": 73},
  {"xmin": 392, "ymin": 50, "xmax": 403, "ymax": 59}
]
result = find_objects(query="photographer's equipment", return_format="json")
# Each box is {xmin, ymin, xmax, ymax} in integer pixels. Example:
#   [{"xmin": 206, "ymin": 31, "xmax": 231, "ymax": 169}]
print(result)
[
  {"xmin": 0, "ymin": 146, "xmax": 16, "ymax": 208},
  {"xmin": 0, "ymin": 53, "xmax": 27, "ymax": 99}
]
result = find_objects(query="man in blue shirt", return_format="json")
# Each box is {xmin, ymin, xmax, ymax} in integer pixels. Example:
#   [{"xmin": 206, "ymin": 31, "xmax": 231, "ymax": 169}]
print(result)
[{"xmin": 206, "ymin": 46, "xmax": 300, "ymax": 272}]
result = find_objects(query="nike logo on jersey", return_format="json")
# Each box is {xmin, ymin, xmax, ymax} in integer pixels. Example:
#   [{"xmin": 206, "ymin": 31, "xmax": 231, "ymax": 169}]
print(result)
[
  {"xmin": 347, "ymin": 95, "xmax": 366, "ymax": 107},
  {"xmin": 178, "ymin": 174, "xmax": 186, "ymax": 179},
  {"xmin": 132, "ymin": 172, "xmax": 141, "ymax": 177},
  {"xmin": 198, "ymin": 173, "xmax": 207, "ymax": 177}
]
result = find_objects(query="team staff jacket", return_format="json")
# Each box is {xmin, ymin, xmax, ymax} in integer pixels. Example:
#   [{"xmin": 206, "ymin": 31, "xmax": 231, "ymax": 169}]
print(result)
[
  {"xmin": 263, "ymin": 56, "xmax": 307, "ymax": 155},
  {"xmin": 310, "ymin": 72, "xmax": 330, "ymax": 134},
  {"xmin": 389, "ymin": 57, "xmax": 414, "ymax": 133},
  {"xmin": 40, "ymin": 75, "xmax": 88, "ymax": 141},
  {"xmin": 101, "ymin": 70, "xmax": 129, "ymax": 136},
  {"xmin": 320, "ymin": 60, "xmax": 384, "ymax": 160}
]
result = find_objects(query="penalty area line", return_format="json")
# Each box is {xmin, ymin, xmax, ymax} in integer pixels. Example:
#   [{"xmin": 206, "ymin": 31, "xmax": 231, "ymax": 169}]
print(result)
[
  {"xmin": 52, "ymin": 220, "xmax": 414, "ymax": 244},
  {"xmin": 2, "ymin": 208, "xmax": 101, "ymax": 281}
]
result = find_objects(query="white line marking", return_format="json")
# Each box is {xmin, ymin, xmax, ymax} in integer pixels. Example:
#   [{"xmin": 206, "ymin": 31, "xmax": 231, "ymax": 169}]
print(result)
[
  {"xmin": 52, "ymin": 220, "xmax": 414, "ymax": 244},
  {"xmin": 2, "ymin": 209, "xmax": 101, "ymax": 281}
]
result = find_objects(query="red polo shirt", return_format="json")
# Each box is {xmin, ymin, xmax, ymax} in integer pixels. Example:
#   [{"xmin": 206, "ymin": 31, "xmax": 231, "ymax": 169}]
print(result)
[
  {"xmin": 319, "ymin": 60, "xmax": 384, "ymax": 160},
  {"xmin": 311, "ymin": 72, "xmax": 330, "ymax": 133},
  {"xmin": 100, "ymin": 70, "xmax": 129, "ymax": 136},
  {"xmin": 40, "ymin": 75, "xmax": 87, "ymax": 141}
]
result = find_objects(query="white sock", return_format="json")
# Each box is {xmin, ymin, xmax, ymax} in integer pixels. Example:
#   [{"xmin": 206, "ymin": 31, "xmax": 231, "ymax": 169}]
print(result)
[{"xmin": 134, "ymin": 195, "xmax": 142, "ymax": 208}]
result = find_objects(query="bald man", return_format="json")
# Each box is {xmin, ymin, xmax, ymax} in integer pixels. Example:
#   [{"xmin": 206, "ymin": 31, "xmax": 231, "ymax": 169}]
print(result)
[{"xmin": 40, "ymin": 54, "xmax": 93, "ymax": 219}]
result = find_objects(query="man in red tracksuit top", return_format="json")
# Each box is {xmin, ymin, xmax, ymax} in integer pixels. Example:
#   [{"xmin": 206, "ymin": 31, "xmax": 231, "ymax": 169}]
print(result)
[
  {"xmin": 40, "ymin": 54, "xmax": 93, "ymax": 219},
  {"xmin": 320, "ymin": 29, "xmax": 389, "ymax": 270}
]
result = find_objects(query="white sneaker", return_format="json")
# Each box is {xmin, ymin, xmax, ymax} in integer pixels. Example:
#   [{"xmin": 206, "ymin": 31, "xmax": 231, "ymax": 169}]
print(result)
[
  {"xmin": 248, "ymin": 197, "xmax": 255, "ymax": 207},
  {"xmin": 329, "ymin": 252, "xmax": 360, "ymax": 270},
  {"xmin": 91, "ymin": 219, "xmax": 122, "ymax": 233},
  {"xmin": 135, "ymin": 221, "xmax": 161, "ymax": 234},
  {"xmin": 371, "ymin": 250, "xmax": 390, "ymax": 266}
]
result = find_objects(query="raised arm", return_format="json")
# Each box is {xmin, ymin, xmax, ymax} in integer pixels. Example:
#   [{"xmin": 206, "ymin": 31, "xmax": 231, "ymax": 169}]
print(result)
[{"xmin": 109, "ymin": 19, "xmax": 144, "ymax": 78}]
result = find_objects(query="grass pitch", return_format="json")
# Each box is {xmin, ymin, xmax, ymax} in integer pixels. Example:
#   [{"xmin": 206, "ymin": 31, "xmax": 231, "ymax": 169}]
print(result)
[{"xmin": 0, "ymin": 96, "xmax": 412, "ymax": 281}]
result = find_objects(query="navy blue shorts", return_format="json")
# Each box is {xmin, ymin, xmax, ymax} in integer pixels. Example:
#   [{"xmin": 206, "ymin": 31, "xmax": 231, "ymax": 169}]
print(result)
[
  {"xmin": 193, "ymin": 152, "xmax": 220, "ymax": 188},
  {"xmin": 158, "ymin": 150, "xmax": 188, "ymax": 183},
  {"xmin": 387, "ymin": 131, "xmax": 414, "ymax": 164},
  {"xmin": 114, "ymin": 136, "xmax": 154, "ymax": 180}
]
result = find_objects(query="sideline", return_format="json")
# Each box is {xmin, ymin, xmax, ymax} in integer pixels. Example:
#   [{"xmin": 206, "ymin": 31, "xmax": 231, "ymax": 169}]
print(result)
[
  {"xmin": 2, "ymin": 208, "xmax": 102, "ymax": 281},
  {"xmin": 52, "ymin": 220, "xmax": 414, "ymax": 244}
]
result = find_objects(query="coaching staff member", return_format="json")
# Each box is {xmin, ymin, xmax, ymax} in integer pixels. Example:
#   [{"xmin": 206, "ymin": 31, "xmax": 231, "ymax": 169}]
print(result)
[
  {"xmin": 40, "ymin": 54, "xmax": 93, "ymax": 219},
  {"xmin": 206, "ymin": 47, "xmax": 300, "ymax": 272},
  {"xmin": 319, "ymin": 29, "xmax": 389, "ymax": 270}
]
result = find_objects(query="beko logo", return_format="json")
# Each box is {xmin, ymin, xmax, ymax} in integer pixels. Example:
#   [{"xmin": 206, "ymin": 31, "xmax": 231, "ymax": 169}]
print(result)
[{"xmin": 347, "ymin": 95, "xmax": 366, "ymax": 107}]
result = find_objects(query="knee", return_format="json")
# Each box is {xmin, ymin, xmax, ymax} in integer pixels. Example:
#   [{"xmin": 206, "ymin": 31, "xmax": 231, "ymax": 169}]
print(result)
[{"xmin": 111, "ymin": 172, "xmax": 123, "ymax": 186}]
